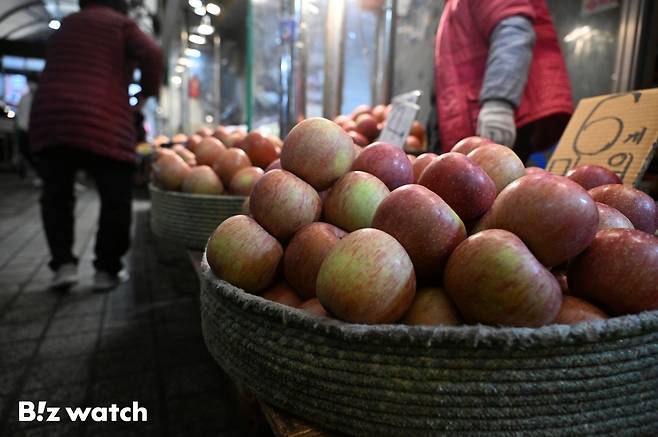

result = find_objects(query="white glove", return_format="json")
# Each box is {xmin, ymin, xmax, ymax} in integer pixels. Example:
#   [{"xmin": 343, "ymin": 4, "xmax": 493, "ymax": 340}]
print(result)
[{"xmin": 476, "ymin": 100, "xmax": 516, "ymax": 147}]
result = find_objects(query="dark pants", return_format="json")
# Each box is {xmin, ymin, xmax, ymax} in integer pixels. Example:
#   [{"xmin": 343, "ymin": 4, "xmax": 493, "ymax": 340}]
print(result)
[
  {"xmin": 17, "ymin": 129, "xmax": 38, "ymax": 177},
  {"xmin": 36, "ymin": 146, "xmax": 135, "ymax": 274}
]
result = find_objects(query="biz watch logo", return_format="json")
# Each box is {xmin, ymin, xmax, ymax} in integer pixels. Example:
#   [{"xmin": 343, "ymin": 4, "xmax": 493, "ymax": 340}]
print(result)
[{"xmin": 19, "ymin": 401, "xmax": 148, "ymax": 422}]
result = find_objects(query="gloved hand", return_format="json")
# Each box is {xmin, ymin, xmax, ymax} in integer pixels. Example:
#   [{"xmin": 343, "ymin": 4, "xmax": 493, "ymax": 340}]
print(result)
[{"xmin": 476, "ymin": 100, "xmax": 516, "ymax": 147}]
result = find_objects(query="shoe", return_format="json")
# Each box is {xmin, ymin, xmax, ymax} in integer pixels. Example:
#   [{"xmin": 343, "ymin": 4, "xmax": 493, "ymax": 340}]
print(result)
[
  {"xmin": 51, "ymin": 263, "xmax": 78, "ymax": 289},
  {"xmin": 94, "ymin": 270, "xmax": 129, "ymax": 291}
]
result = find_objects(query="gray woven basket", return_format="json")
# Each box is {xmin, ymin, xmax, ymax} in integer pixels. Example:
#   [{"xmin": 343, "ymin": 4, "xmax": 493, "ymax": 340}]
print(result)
[
  {"xmin": 149, "ymin": 184, "xmax": 245, "ymax": 250},
  {"xmin": 200, "ymin": 254, "xmax": 658, "ymax": 436}
]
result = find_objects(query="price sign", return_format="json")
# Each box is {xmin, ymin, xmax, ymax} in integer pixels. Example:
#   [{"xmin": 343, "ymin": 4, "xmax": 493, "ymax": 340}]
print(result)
[{"xmin": 378, "ymin": 90, "xmax": 422, "ymax": 148}]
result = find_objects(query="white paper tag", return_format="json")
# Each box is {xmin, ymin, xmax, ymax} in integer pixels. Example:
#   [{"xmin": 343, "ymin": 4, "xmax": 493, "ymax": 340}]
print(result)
[{"xmin": 378, "ymin": 90, "xmax": 422, "ymax": 148}]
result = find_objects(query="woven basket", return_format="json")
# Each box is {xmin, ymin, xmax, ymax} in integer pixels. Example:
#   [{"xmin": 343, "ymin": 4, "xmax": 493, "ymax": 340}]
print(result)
[
  {"xmin": 149, "ymin": 184, "xmax": 245, "ymax": 250},
  {"xmin": 200, "ymin": 254, "xmax": 658, "ymax": 436}
]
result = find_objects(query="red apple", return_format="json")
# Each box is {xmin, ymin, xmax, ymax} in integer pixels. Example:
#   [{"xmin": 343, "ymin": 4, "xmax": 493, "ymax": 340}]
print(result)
[
  {"xmin": 351, "ymin": 142, "xmax": 413, "ymax": 190},
  {"xmin": 350, "ymin": 104, "xmax": 372, "ymax": 120},
  {"xmin": 444, "ymin": 229, "xmax": 562, "ymax": 327},
  {"xmin": 213, "ymin": 125, "xmax": 231, "ymax": 145},
  {"xmin": 194, "ymin": 136, "xmax": 226, "ymax": 166},
  {"xmin": 249, "ymin": 169, "xmax": 322, "ymax": 241},
  {"xmin": 409, "ymin": 121, "xmax": 425, "ymax": 145},
  {"xmin": 172, "ymin": 144, "xmax": 197, "ymax": 166},
  {"xmin": 476, "ymin": 174, "xmax": 599, "ymax": 267},
  {"xmin": 342, "ymin": 119, "xmax": 357, "ymax": 132},
  {"xmin": 181, "ymin": 165, "xmax": 224, "ymax": 194},
  {"xmin": 151, "ymin": 152, "xmax": 191, "ymax": 191},
  {"xmin": 412, "ymin": 153, "xmax": 437, "ymax": 183},
  {"xmin": 372, "ymin": 104, "xmax": 386, "ymax": 122},
  {"xmin": 206, "ymin": 215, "xmax": 283, "ymax": 293},
  {"xmin": 171, "ymin": 133, "xmax": 188, "ymax": 144},
  {"xmin": 196, "ymin": 127, "xmax": 213, "ymax": 137},
  {"xmin": 418, "ymin": 152, "xmax": 496, "ymax": 221},
  {"xmin": 554, "ymin": 296, "xmax": 607, "ymax": 325},
  {"xmin": 243, "ymin": 132, "xmax": 278, "ymax": 169},
  {"xmin": 229, "ymin": 166, "xmax": 264, "ymax": 196},
  {"xmin": 355, "ymin": 114, "xmax": 379, "ymax": 141},
  {"xmin": 568, "ymin": 229, "xmax": 658, "ymax": 315},
  {"xmin": 467, "ymin": 144, "xmax": 525, "ymax": 194},
  {"xmin": 588, "ymin": 184, "xmax": 657, "ymax": 234},
  {"xmin": 333, "ymin": 114, "xmax": 351, "ymax": 127},
  {"xmin": 596, "ymin": 202, "xmax": 634, "ymax": 231},
  {"xmin": 450, "ymin": 136, "xmax": 492, "ymax": 154},
  {"xmin": 372, "ymin": 184, "xmax": 466, "ymax": 280},
  {"xmin": 225, "ymin": 131, "xmax": 246, "ymax": 148},
  {"xmin": 213, "ymin": 148, "xmax": 252, "ymax": 186},
  {"xmin": 316, "ymin": 228, "xmax": 416, "ymax": 324},
  {"xmin": 186, "ymin": 134, "xmax": 202, "ymax": 153},
  {"xmin": 322, "ymin": 171, "xmax": 390, "ymax": 232},
  {"xmin": 404, "ymin": 135, "xmax": 423, "ymax": 153},
  {"xmin": 407, "ymin": 154, "xmax": 416, "ymax": 163},
  {"xmin": 261, "ymin": 282, "xmax": 303, "ymax": 307},
  {"xmin": 566, "ymin": 164, "xmax": 622, "ymax": 190},
  {"xmin": 152, "ymin": 135, "xmax": 169, "ymax": 148},
  {"xmin": 349, "ymin": 130, "xmax": 369, "ymax": 147},
  {"xmin": 401, "ymin": 287, "xmax": 462, "ymax": 326},
  {"xmin": 525, "ymin": 166, "xmax": 547, "ymax": 175},
  {"xmin": 265, "ymin": 158, "xmax": 281, "ymax": 172},
  {"xmin": 281, "ymin": 117, "xmax": 354, "ymax": 191},
  {"xmin": 553, "ymin": 269, "xmax": 569, "ymax": 294},
  {"xmin": 298, "ymin": 298, "xmax": 330, "ymax": 317},
  {"xmin": 284, "ymin": 222, "xmax": 347, "ymax": 299}
]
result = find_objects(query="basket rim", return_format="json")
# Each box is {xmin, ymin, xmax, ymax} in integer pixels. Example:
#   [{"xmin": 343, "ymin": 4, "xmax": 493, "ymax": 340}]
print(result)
[
  {"xmin": 149, "ymin": 182, "xmax": 247, "ymax": 201},
  {"xmin": 200, "ymin": 252, "xmax": 658, "ymax": 349}
]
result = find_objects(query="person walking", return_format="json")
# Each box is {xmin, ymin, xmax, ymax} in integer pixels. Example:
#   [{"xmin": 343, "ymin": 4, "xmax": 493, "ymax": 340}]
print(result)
[{"xmin": 29, "ymin": 0, "xmax": 163, "ymax": 290}]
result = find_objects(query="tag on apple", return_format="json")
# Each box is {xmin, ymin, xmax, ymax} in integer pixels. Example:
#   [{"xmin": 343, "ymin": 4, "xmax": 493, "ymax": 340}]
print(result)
[{"xmin": 378, "ymin": 91, "xmax": 422, "ymax": 148}]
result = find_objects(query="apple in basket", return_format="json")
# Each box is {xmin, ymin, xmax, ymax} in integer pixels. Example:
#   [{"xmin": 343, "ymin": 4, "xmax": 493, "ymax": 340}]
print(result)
[
  {"xmin": 567, "ymin": 229, "xmax": 658, "ymax": 315},
  {"xmin": 372, "ymin": 184, "xmax": 466, "ymax": 281},
  {"xmin": 444, "ymin": 229, "xmax": 562, "ymax": 327},
  {"xmin": 194, "ymin": 136, "xmax": 226, "ymax": 167},
  {"xmin": 401, "ymin": 287, "xmax": 462, "ymax": 326},
  {"xmin": 354, "ymin": 113, "xmax": 380, "ymax": 142},
  {"xmin": 475, "ymin": 173, "xmax": 598, "ymax": 267},
  {"xmin": 206, "ymin": 215, "xmax": 283, "ymax": 294},
  {"xmin": 171, "ymin": 133, "xmax": 188, "ymax": 144},
  {"xmin": 554, "ymin": 296, "xmax": 607, "ymax": 325},
  {"xmin": 596, "ymin": 202, "xmax": 634, "ymax": 231},
  {"xmin": 322, "ymin": 171, "xmax": 390, "ymax": 232},
  {"xmin": 411, "ymin": 153, "xmax": 437, "ymax": 183},
  {"xmin": 229, "ymin": 166, "xmax": 264, "ymax": 196},
  {"xmin": 566, "ymin": 164, "xmax": 622, "ymax": 190},
  {"xmin": 316, "ymin": 228, "xmax": 416, "ymax": 324},
  {"xmin": 298, "ymin": 298, "xmax": 331, "ymax": 318},
  {"xmin": 249, "ymin": 169, "xmax": 322, "ymax": 241},
  {"xmin": 588, "ymin": 184, "xmax": 657, "ymax": 234},
  {"xmin": 151, "ymin": 152, "xmax": 190, "ymax": 191},
  {"xmin": 450, "ymin": 136, "xmax": 492, "ymax": 155},
  {"xmin": 467, "ymin": 144, "xmax": 525, "ymax": 194},
  {"xmin": 213, "ymin": 148, "xmax": 252, "ymax": 187},
  {"xmin": 260, "ymin": 281, "xmax": 303, "ymax": 307},
  {"xmin": 349, "ymin": 130, "xmax": 369, "ymax": 148},
  {"xmin": 418, "ymin": 152, "xmax": 496, "ymax": 221},
  {"xmin": 186, "ymin": 134, "xmax": 202, "ymax": 153},
  {"xmin": 284, "ymin": 222, "xmax": 347, "ymax": 299},
  {"xmin": 172, "ymin": 144, "xmax": 196, "ymax": 166},
  {"xmin": 351, "ymin": 142, "xmax": 414, "ymax": 190},
  {"xmin": 281, "ymin": 117, "xmax": 354, "ymax": 191},
  {"xmin": 181, "ymin": 165, "xmax": 224, "ymax": 195},
  {"xmin": 243, "ymin": 132, "xmax": 279, "ymax": 169}
]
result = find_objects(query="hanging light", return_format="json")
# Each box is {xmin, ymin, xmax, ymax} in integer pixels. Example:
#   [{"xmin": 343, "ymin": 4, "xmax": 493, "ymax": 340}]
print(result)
[
  {"xmin": 184, "ymin": 48, "xmax": 201, "ymax": 58},
  {"xmin": 175, "ymin": 65, "xmax": 186, "ymax": 73},
  {"xmin": 197, "ymin": 15, "xmax": 214, "ymax": 35},
  {"xmin": 171, "ymin": 76, "xmax": 182, "ymax": 85},
  {"xmin": 206, "ymin": 3, "xmax": 221, "ymax": 15},
  {"xmin": 188, "ymin": 0, "xmax": 202, "ymax": 8},
  {"xmin": 48, "ymin": 19, "xmax": 61, "ymax": 30},
  {"xmin": 194, "ymin": 6, "xmax": 206, "ymax": 16},
  {"xmin": 188, "ymin": 34, "xmax": 206, "ymax": 45}
]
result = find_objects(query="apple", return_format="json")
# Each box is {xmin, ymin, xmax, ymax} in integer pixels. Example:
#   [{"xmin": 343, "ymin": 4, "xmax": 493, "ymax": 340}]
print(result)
[
  {"xmin": 553, "ymin": 269, "xmax": 569, "ymax": 294},
  {"xmin": 352, "ymin": 144, "xmax": 363, "ymax": 159},
  {"xmin": 196, "ymin": 127, "xmax": 213, "ymax": 137},
  {"xmin": 350, "ymin": 104, "xmax": 372, "ymax": 120},
  {"xmin": 372, "ymin": 184, "xmax": 466, "ymax": 281},
  {"xmin": 298, "ymin": 298, "xmax": 331, "ymax": 317},
  {"xmin": 229, "ymin": 166, "xmax": 264, "ymax": 196},
  {"xmin": 260, "ymin": 282, "xmax": 303, "ymax": 307},
  {"xmin": 349, "ymin": 130, "xmax": 369, "ymax": 147},
  {"xmin": 476, "ymin": 174, "xmax": 599, "ymax": 267},
  {"xmin": 322, "ymin": 171, "xmax": 390, "ymax": 232},
  {"xmin": 181, "ymin": 165, "xmax": 224, "ymax": 195},
  {"xmin": 213, "ymin": 125, "xmax": 231, "ymax": 145},
  {"xmin": 355, "ymin": 114, "xmax": 379, "ymax": 141},
  {"xmin": 450, "ymin": 136, "xmax": 492, "ymax": 154},
  {"xmin": 194, "ymin": 136, "xmax": 226, "ymax": 166},
  {"xmin": 316, "ymin": 228, "xmax": 416, "ymax": 324},
  {"xmin": 151, "ymin": 152, "xmax": 190, "ymax": 191},
  {"xmin": 243, "ymin": 132, "xmax": 278, "ymax": 168},
  {"xmin": 409, "ymin": 121, "xmax": 425, "ymax": 145},
  {"xmin": 333, "ymin": 114, "xmax": 351, "ymax": 126},
  {"xmin": 467, "ymin": 144, "xmax": 525, "ymax": 194},
  {"xmin": 213, "ymin": 148, "xmax": 252, "ymax": 186},
  {"xmin": 567, "ymin": 229, "xmax": 658, "ymax": 315},
  {"xmin": 152, "ymin": 135, "xmax": 169, "ymax": 147},
  {"xmin": 412, "ymin": 153, "xmax": 437, "ymax": 183},
  {"xmin": 249, "ymin": 169, "xmax": 322, "ymax": 241},
  {"xmin": 554, "ymin": 296, "xmax": 607, "ymax": 325},
  {"xmin": 525, "ymin": 166, "xmax": 547, "ymax": 175},
  {"xmin": 404, "ymin": 136, "xmax": 423, "ymax": 153},
  {"xmin": 172, "ymin": 144, "xmax": 197, "ymax": 166},
  {"xmin": 241, "ymin": 197, "xmax": 250, "ymax": 215},
  {"xmin": 407, "ymin": 154, "xmax": 416, "ymax": 163},
  {"xmin": 281, "ymin": 117, "xmax": 354, "ymax": 191},
  {"xmin": 588, "ymin": 184, "xmax": 657, "ymax": 234},
  {"xmin": 351, "ymin": 142, "xmax": 413, "ymax": 190},
  {"xmin": 265, "ymin": 159, "xmax": 281, "ymax": 172},
  {"xmin": 596, "ymin": 202, "xmax": 634, "ymax": 231},
  {"xmin": 444, "ymin": 229, "xmax": 562, "ymax": 327},
  {"xmin": 417, "ymin": 152, "xmax": 496, "ymax": 221},
  {"xmin": 566, "ymin": 164, "xmax": 622, "ymax": 190},
  {"xmin": 283, "ymin": 222, "xmax": 346, "ymax": 299},
  {"xmin": 372, "ymin": 104, "xmax": 387, "ymax": 122},
  {"xmin": 171, "ymin": 133, "xmax": 188, "ymax": 144},
  {"xmin": 342, "ymin": 119, "xmax": 357, "ymax": 132},
  {"xmin": 226, "ymin": 131, "xmax": 245, "ymax": 148},
  {"xmin": 206, "ymin": 215, "xmax": 283, "ymax": 293},
  {"xmin": 186, "ymin": 134, "xmax": 202, "ymax": 153},
  {"xmin": 401, "ymin": 287, "xmax": 462, "ymax": 326}
]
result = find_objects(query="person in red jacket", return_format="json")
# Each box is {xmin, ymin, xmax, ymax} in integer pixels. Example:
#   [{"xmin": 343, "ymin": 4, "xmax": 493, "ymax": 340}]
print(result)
[
  {"xmin": 30, "ymin": 0, "xmax": 163, "ymax": 290},
  {"xmin": 434, "ymin": 0, "xmax": 573, "ymax": 161}
]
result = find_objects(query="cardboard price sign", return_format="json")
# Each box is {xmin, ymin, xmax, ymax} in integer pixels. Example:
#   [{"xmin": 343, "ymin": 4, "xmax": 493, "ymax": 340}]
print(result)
[
  {"xmin": 546, "ymin": 88, "xmax": 658, "ymax": 186},
  {"xmin": 378, "ymin": 90, "xmax": 422, "ymax": 148}
]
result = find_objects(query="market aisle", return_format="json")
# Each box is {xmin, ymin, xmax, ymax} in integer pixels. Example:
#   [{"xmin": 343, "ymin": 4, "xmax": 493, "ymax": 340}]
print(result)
[{"xmin": 0, "ymin": 174, "xmax": 244, "ymax": 437}]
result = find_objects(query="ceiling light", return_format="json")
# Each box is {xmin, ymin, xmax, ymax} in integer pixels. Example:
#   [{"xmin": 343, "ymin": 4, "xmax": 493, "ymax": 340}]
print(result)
[
  {"xmin": 175, "ymin": 65, "xmax": 186, "ymax": 73},
  {"xmin": 188, "ymin": 34, "xmax": 206, "ymax": 45},
  {"xmin": 7, "ymin": 110, "xmax": 16, "ymax": 119},
  {"xmin": 184, "ymin": 48, "xmax": 201, "ymax": 58},
  {"xmin": 205, "ymin": 115, "xmax": 214, "ymax": 123},
  {"xmin": 194, "ymin": 6, "xmax": 206, "ymax": 16},
  {"xmin": 48, "ymin": 20, "xmax": 61, "ymax": 30},
  {"xmin": 197, "ymin": 15, "xmax": 214, "ymax": 35},
  {"xmin": 171, "ymin": 76, "xmax": 182, "ymax": 85},
  {"xmin": 177, "ymin": 57, "xmax": 191, "ymax": 66},
  {"xmin": 206, "ymin": 3, "xmax": 221, "ymax": 15},
  {"xmin": 188, "ymin": 0, "xmax": 202, "ymax": 8}
]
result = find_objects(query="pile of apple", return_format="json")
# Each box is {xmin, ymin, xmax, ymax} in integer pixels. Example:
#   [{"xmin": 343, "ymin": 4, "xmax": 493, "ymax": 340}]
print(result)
[
  {"xmin": 150, "ymin": 126, "xmax": 284, "ymax": 197},
  {"xmin": 206, "ymin": 118, "xmax": 658, "ymax": 328},
  {"xmin": 333, "ymin": 104, "xmax": 427, "ymax": 154}
]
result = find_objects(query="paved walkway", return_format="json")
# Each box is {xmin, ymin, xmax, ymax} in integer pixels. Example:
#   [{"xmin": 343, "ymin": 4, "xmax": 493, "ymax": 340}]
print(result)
[{"xmin": 0, "ymin": 174, "xmax": 246, "ymax": 436}]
